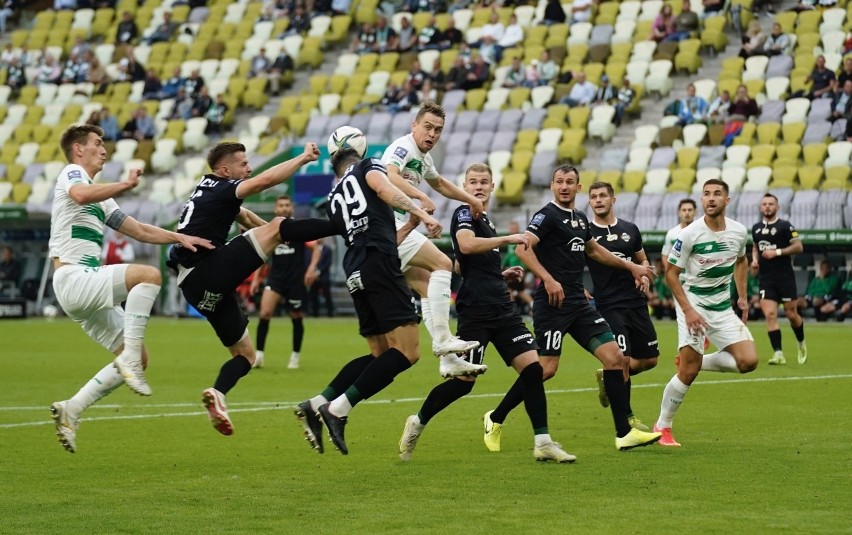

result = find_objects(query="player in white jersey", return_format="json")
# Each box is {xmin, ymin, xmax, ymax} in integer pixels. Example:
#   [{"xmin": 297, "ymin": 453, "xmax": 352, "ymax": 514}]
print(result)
[
  {"xmin": 48, "ymin": 124, "xmax": 212, "ymax": 453},
  {"xmin": 381, "ymin": 100, "xmax": 486, "ymax": 378},
  {"xmin": 661, "ymin": 198, "xmax": 696, "ymax": 273},
  {"xmin": 654, "ymin": 179, "xmax": 758, "ymax": 447}
]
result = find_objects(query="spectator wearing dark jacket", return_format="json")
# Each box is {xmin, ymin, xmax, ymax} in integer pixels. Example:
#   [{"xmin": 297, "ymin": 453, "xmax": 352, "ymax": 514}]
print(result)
[{"xmin": 116, "ymin": 11, "xmax": 138, "ymax": 44}]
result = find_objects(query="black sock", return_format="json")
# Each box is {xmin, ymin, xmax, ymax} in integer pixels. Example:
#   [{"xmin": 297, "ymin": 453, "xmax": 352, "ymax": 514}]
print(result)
[
  {"xmin": 768, "ymin": 329, "xmax": 782, "ymax": 351},
  {"xmin": 491, "ymin": 377, "xmax": 525, "ymax": 424},
  {"xmin": 418, "ymin": 378, "xmax": 474, "ymax": 425},
  {"xmin": 791, "ymin": 321, "xmax": 805, "ymax": 343},
  {"xmin": 625, "ymin": 377, "xmax": 634, "ymax": 417},
  {"xmin": 346, "ymin": 348, "xmax": 411, "ymax": 405},
  {"xmin": 603, "ymin": 369, "xmax": 632, "ymax": 438},
  {"xmin": 321, "ymin": 354, "xmax": 373, "ymax": 400},
  {"xmin": 518, "ymin": 362, "xmax": 548, "ymax": 435},
  {"xmin": 292, "ymin": 317, "xmax": 304, "ymax": 352},
  {"xmin": 256, "ymin": 318, "xmax": 270, "ymax": 351},
  {"xmin": 278, "ymin": 218, "xmax": 338, "ymax": 243},
  {"xmin": 213, "ymin": 355, "xmax": 252, "ymax": 395}
]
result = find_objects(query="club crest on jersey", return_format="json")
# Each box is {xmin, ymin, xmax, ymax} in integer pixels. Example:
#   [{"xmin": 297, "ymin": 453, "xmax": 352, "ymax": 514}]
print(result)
[
  {"xmin": 770, "ymin": 227, "xmax": 777, "ymax": 235},
  {"xmin": 458, "ymin": 208, "xmax": 472, "ymax": 222},
  {"xmin": 530, "ymin": 213, "xmax": 545, "ymax": 227},
  {"xmin": 571, "ymin": 220, "xmax": 578, "ymax": 228},
  {"xmin": 394, "ymin": 146, "xmax": 408, "ymax": 159},
  {"xmin": 621, "ymin": 232, "xmax": 630, "ymax": 242},
  {"xmin": 578, "ymin": 219, "xmax": 586, "ymax": 229}
]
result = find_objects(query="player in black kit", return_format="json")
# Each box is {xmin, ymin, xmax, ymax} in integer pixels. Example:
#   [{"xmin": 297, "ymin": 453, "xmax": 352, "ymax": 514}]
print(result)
[
  {"xmin": 250, "ymin": 195, "xmax": 322, "ymax": 370},
  {"xmin": 168, "ymin": 141, "xmax": 339, "ymax": 437},
  {"xmin": 483, "ymin": 165, "xmax": 661, "ymax": 451},
  {"xmin": 586, "ymin": 182, "xmax": 659, "ymax": 432},
  {"xmin": 294, "ymin": 147, "xmax": 442, "ymax": 455},
  {"xmin": 396, "ymin": 163, "xmax": 575, "ymax": 463},
  {"xmin": 751, "ymin": 193, "xmax": 807, "ymax": 366}
]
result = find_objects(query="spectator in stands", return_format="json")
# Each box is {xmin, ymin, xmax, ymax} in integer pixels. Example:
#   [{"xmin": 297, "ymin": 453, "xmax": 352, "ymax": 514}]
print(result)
[
  {"xmin": 831, "ymin": 80, "xmax": 852, "ymax": 122},
  {"xmin": 701, "ymin": 0, "xmax": 726, "ymax": 17},
  {"xmin": 418, "ymin": 78, "xmax": 437, "ymax": 102},
  {"xmin": 838, "ymin": 57, "xmax": 852, "ymax": 88},
  {"xmin": 388, "ymin": 80, "xmax": 419, "ymax": 114},
  {"xmin": 74, "ymin": 51, "xmax": 93, "ymax": 84},
  {"xmin": 0, "ymin": 1, "xmax": 14, "ymax": 34},
  {"xmin": 427, "ymin": 58, "xmax": 446, "ymax": 88},
  {"xmin": 142, "ymin": 68, "xmax": 163, "ymax": 100},
  {"xmin": 503, "ymin": 56, "xmax": 526, "ymax": 88},
  {"xmin": 440, "ymin": 18, "xmax": 463, "ymax": 49},
  {"xmin": 249, "ymin": 48, "xmax": 271, "ymax": 78},
  {"xmin": 821, "ymin": 277, "xmax": 852, "ymax": 322},
  {"xmin": 402, "ymin": 0, "xmax": 434, "ymax": 11},
  {"xmin": 536, "ymin": 49, "xmax": 558, "ymax": 86},
  {"xmin": 280, "ymin": 4, "xmax": 310, "ymax": 37},
  {"xmin": 462, "ymin": 55, "xmax": 489, "ymax": 90},
  {"xmin": 447, "ymin": 0, "xmax": 471, "ymax": 13},
  {"xmin": 98, "ymin": 108, "xmax": 120, "ymax": 141},
  {"xmin": 665, "ymin": 0, "xmax": 699, "ymax": 42},
  {"xmin": 396, "ymin": 15, "xmax": 418, "ymax": 52},
  {"xmin": 268, "ymin": 49, "xmax": 294, "ymax": 96},
  {"xmin": 87, "ymin": 54, "xmax": 109, "ymax": 91},
  {"xmin": 677, "ymin": 82, "xmax": 709, "ymax": 125},
  {"xmin": 116, "ymin": 11, "xmax": 139, "ymax": 45},
  {"xmin": 799, "ymin": 261, "xmax": 840, "ymax": 321},
  {"xmin": 191, "ymin": 86, "xmax": 213, "ymax": 118},
  {"xmin": 708, "ymin": 89, "xmax": 731, "ymax": 124},
  {"xmin": 405, "ymin": 59, "xmax": 427, "ymax": 91},
  {"xmin": 650, "ymin": 3, "xmax": 675, "ymax": 42},
  {"xmin": 417, "ymin": 15, "xmax": 443, "ymax": 51},
  {"xmin": 102, "ymin": 235, "xmax": 135, "ymax": 265},
  {"xmin": 542, "ymin": 0, "xmax": 567, "ymax": 25},
  {"xmin": 0, "ymin": 44, "xmax": 14, "ymax": 67},
  {"xmin": 457, "ymin": 41, "xmax": 473, "ymax": 65},
  {"xmin": 0, "ymin": 246, "xmax": 21, "ymax": 290},
  {"xmin": 762, "ymin": 22, "xmax": 791, "ymax": 57},
  {"xmin": 184, "ymin": 68, "xmax": 205, "ymax": 96},
  {"xmin": 728, "ymin": 84, "xmax": 759, "ymax": 121},
  {"xmin": 60, "ymin": 52, "xmax": 81, "ymax": 84},
  {"xmin": 374, "ymin": 16, "xmax": 398, "ymax": 53},
  {"xmin": 593, "ymin": 74, "xmax": 615, "ymax": 105},
  {"xmin": 560, "ymin": 71, "xmax": 596, "ymax": 107},
  {"xmin": 117, "ymin": 45, "xmax": 145, "ymax": 82},
  {"xmin": 351, "ymin": 22, "xmax": 376, "ymax": 54},
  {"xmin": 570, "ymin": 0, "xmax": 594, "ymax": 24},
  {"xmin": 161, "ymin": 66, "xmax": 185, "ymax": 98},
  {"xmin": 330, "ymin": 0, "xmax": 352, "ymax": 16},
  {"xmin": 613, "ymin": 77, "xmax": 635, "ymax": 126},
  {"xmin": 54, "ymin": 0, "xmax": 76, "ymax": 9},
  {"xmin": 478, "ymin": 10, "xmax": 504, "ymax": 49},
  {"xmin": 804, "ymin": 55, "xmax": 837, "ymax": 100},
  {"xmin": 205, "ymin": 93, "xmax": 229, "ymax": 137},
  {"xmin": 444, "ymin": 56, "xmax": 468, "ymax": 91},
  {"xmin": 37, "ymin": 54, "xmax": 62, "ymax": 85},
  {"xmin": 4, "ymin": 56, "xmax": 24, "ymax": 95},
  {"xmin": 738, "ymin": 20, "xmax": 766, "ymax": 58},
  {"xmin": 121, "ymin": 107, "xmax": 157, "ymax": 140},
  {"xmin": 170, "ymin": 87, "xmax": 194, "ymax": 119},
  {"xmin": 87, "ymin": 110, "xmax": 103, "ymax": 128},
  {"xmin": 70, "ymin": 36, "xmax": 90, "ymax": 59},
  {"xmin": 144, "ymin": 11, "xmax": 178, "ymax": 45},
  {"xmin": 379, "ymin": 81, "xmax": 404, "ymax": 110}
]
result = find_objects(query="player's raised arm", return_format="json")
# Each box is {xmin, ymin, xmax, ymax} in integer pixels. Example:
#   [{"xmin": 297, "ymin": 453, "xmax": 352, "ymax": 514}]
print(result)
[
  {"xmin": 116, "ymin": 215, "xmax": 214, "ymax": 252},
  {"xmin": 366, "ymin": 169, "xmax": 442, "ymax": 238},
  {"xmin": 455, "ymin": 227, "xmax": 528, "ymax": 255},
  {"xmin": 235, "ymin": 142, "xmax": 319, "ymax": 199},
  {"xmin": 585, "ymin": 238, "xmax": 655, "ymax": 283},
  {"xmin": 386, "ymin": 162, "xmax": 437, "ymax": 214},
  {"xmin": 425, "ymin": 175, "xmax": 485, "ymax": 218},
  {"xmin": 68, "ymin": 168, "xmax": 140, "ymax": 205},
  {"xmin": 236, "ymin": 207, "xmax": 267, "ymax": 229}
]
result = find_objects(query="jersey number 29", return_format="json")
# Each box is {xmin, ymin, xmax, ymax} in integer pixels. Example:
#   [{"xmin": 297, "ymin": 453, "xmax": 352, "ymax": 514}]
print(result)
[{"xmin": 330, "ymin": 175, "xmax": 368, "ymax": 232}]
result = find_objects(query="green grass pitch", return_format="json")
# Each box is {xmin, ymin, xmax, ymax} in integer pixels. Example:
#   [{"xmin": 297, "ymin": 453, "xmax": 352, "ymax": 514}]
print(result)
[{"xmin": 1, "ymin": 316, "xmax": 850, "ymax": 534}]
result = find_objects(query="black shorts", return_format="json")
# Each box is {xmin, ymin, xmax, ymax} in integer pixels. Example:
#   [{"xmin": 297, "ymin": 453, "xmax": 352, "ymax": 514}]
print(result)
[
  {"xmin": 533, "ymin": 299, "xmax": 613, "ymax": 357},
  {"xmin": 456, "ymin": 301, "xmax": 538, "ymax": 367},
  {"xmin": 265, "ymin": 279, "xmax": 306, "ymax": 311},
  {"xmin": 759, "ymin": 276, "xmax": 798, "ymax": 303},
  {"xmin": 180, "ymin": 235, "xmax": 265, "ymax": 347},
  {"xmin": 347, "ymin": 252, "xmax": 418, "ymax": 337},
  {"xmin": 599, "ymin": 306, "xmax": 660, "ymax": 359}
]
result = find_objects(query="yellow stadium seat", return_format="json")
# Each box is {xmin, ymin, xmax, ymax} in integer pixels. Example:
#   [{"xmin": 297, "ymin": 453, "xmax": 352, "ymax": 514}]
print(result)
[
  {"xmin": 339, "ymin": 94, "xmax": 360, "ymax": 115},
  {"xmin": 543, "ymin": 104, "xmax": 569, "ymax": 129},
  {"xmin": 523, "ymin": 45, "xmax": 544, "ymax": 64},
  {"xmin": 345, "ymin": 73, "xmax": 369, "ymax": 95},
  {"xmin": 356, "ymin": 53, "xmax": 379, "ymax": 73},
  {"xmin": 465, "ymin": 88, "xmax": 487, "ymax": 111},
  {"xmin": 377, "ymin": 52, "xmax": 399, "ymax": 72},
  {"xmin": 17, "ymin": 86, "xmax": 38, "ymax": 106},
  {"xmin": 307, "ymin": 74, "xmax": 330, "ymax": 96},
  {"xmin": 495, "ymin": 170, "xmax": 526, "ymax": 205},
  {"xmin": 733, "ymin": 122, "xmax": 756, "ymax": 145},
  {"xmin": 299, "ymin": 95, "xmax": 319, "ymax": 114},
  {"xmin": 770, "ymin": 166, "xmax": 797, "ymax": 188},
  {"xmin": 287, "ymin": 112, "xmax": 310, "ymax": 137},
  {"xmin": 774, "ymin": 11, "xmax": 796, "ymax": 34},
  {"xmin": 802, "ymin": 143, "xmax": 828, "ymax": 166},
  {"xmin": 4, "ymin": 163, "xmax": 24, "ymax": 183},
  {"xmin": 439, "ymin": 49, "xmax": 457, "ymax": 72},
  {"xmin": 508, "ymin": 87, "xmax": 531, "ymax": 109},
  {"xmin": 595, "ymin": 2, "xmax": 620, "ymax": 25},
  {"xmin": 301, "ymin": 37, "xmax": 324, "ymax": 69},
  {"xmin": 24, "ymin": 106, "xmax": 44, "ymax": 125},
  {"xmin": 782, "ymin": 122, "xmax": 806, "ymax": 145},
  {"xmin": 822, "ymin": 166, "xmax": 850, "ymax": 190},
  {"xmin": 797, "ymin": 165, "xmax": 823, "ymax": 189},
  {"xmin": 700, "ymin": 16, "xmax": 728, "ymax": 54},
  {"xmin": 525, "ymin": 25, "xmax": 548, "ymax": 47},
  {"xmin": 510, "ymin": 150, "xmax": 534, "ymax": 175},
  {"xmin": 514, "ymin": 132, "xmax": 538, "ymax": 154},
  {"xmin": 568, "ymin": 106, "xmax": 591, "ymax": 129},
  {"xmin": 545, "ymin": 24, "xmax": 569, "ymax": 49},
  {"xmin": 674, "ymin": 39, "xmax": 702, "ymax": 74},
  {"xmin": 670, "ymin": 168, "xmax": 696, "ymax": 191},
  {"xmin": 557, "ymin": 128, "xmax": 587, "ymax": 163},
  {"xmin": 796, "ymin": 11, "xmax": 821, "ymax": 33},
  {"xmin": 327, "ymin": 74, "xmax": 349, "ymax": 95},
  {"xmin": 776, "ymin": 143, "xmax": 802, "ymax": 164},
  {"xmin": 389, "ymin": 70, "xmax": 407, "ymax": 87},
  {"xmin": 598, "ymin": 170, "xmax": 622, "ymax": 189},
  {"xmin": 12, "ymin": 183, "xmax": 32, "ymax": 204},
  {"xmin": 32, "ymin": 125, "xmax": 52, "ymax": 144},
  {"xmin": 676, "ymin": 147, "xmax": 699, "ymax": 169},
  {"xmin": 749, "ymin": 144, "xmax": 776, "ymax": 167},
  {"xmin": 610, "ymin": 42, "xmax": 632, "ymax": 63},
  {"xmin": 328, "ymin": 15, "xmax": 353, "ymax": 44},
  {"xmin": 756, "ymin": 122, "xmax": 781, "ymax": 146},
  {"xmin": 12, "ymin": 124, "xmax": 33, "ymax": 144}
]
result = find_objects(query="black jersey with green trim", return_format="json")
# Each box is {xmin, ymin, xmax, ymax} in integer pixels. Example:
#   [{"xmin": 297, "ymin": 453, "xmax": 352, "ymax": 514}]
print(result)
[{"xmin": 587, "ymin": 218, "xmax": 646, "ymax": 310}]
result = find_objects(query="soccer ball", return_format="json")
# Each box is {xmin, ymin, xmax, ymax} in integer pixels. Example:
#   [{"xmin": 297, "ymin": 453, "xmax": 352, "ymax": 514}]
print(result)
[
  {"xmin": 327, "ymin": 126, "xmax": 367, "ymax": 158},
  {"xmin": 43, "ymin": 304, "xmax": 59, "ymax": 319}
]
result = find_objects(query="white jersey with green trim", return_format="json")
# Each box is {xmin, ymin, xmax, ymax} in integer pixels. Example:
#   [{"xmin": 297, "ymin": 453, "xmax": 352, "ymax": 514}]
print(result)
[
  {"xmin": 49, "ymin": 164, "xmax": 121, "ymax": 267},
  {"xmin": 667, "ymin": 216, "xmax": 747, "ymax": 312},
  {"xmin": 661, "ymin": 224, "xmax": 683, "ymax": 258},
  {"xmin": 381, "ymin": 134, "xmax": 439, "ymax": 188}
]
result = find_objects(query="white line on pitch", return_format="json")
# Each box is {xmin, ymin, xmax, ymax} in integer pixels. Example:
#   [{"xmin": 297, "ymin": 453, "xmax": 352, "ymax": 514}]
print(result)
[{"xmin": 2, "ymin": 373, "xmax": 850, "ymax": 429}]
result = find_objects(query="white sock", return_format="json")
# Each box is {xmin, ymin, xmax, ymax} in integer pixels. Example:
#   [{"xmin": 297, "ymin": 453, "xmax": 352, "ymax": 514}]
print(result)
[
  {"xmin": 427, "ymin": 270, "xmax": 453, "ymax": 342},
  {"xmin": 309, "ymin": 395, "xmax": 328, "ymax": 413},
  {"xmin": 66, "ymin": 362, "xmax": 125, "ymax": 416},
  {"xmin": 410, "ymin": 415, "xmax": 425, "ymax": 432},
  {"xmin": 328, "ymin": 394, "xmax": 353, "ymax": 417},
  {"xmin": 701, "ymin": 350, "xmax": 739, "ymax": 372},
  {"xmin": 657, "ymin": 375, "xmax": 690, "ymax": 429},
  {"xmin": 122, "ymin": 282, "xmax": 160, "ymax": 359},
  {"xmin": 420, "ymin": 297, "xmax": 435, "ymax": 340},
  {"xmin": 534, "ymin": 433, "xmax": 554, "ymax": 447}
]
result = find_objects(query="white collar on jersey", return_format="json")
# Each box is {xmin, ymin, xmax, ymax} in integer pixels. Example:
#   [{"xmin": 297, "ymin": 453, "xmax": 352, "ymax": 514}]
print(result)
[{"xmin": 591, "ymin": 217, "xmax": 619, "ymax": 236}]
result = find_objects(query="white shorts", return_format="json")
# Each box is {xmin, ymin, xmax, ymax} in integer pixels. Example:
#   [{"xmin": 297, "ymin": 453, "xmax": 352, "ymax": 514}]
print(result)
[
  {"xmin": 676, "ymin": 300, "xmax": 754, "ymax": 354},
  {"xmin": 395, "ymin": 218, "xmax": 428, "ymax": 272},
  {"xmin": 53, "ymin": 264, "xmax": 129, "ymax": 352}
]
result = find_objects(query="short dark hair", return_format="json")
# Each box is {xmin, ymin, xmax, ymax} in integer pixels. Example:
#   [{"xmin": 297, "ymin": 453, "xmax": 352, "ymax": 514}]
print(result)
[
  {"xmin": 703, "ymin": 178, "xmax": 729, "ymax": 194},
  {"xmin": 207, "ymin": 142, "xmax": 246, "ymax": 170},
  {"xmin": 552, "ymin": 164, "xmax": 580, "ymax": 182},
  {"xmin": 276, "ymin": 194, "xmax": 291, "ymax": 202},
  {"xmin": 589, "ymin": 181, "xmax": 614, "ymax": 196},
  {"xmin": 762, "ymin": 193, "xmax": 778, "ymax": 202},
  {"xmin": 679, "ymin": 198, "xmax": 697, "ymax": 209},
  {"xmin": 331, "ymin": 148, "xmax": 361, "ymax": 177},
  {"xmin": 415, "ymin": 100, "xmax": 445, "ymax": 122},
  {"xmin": 60, "ymin": 124, "xmax": 104, "ymax": 162}
]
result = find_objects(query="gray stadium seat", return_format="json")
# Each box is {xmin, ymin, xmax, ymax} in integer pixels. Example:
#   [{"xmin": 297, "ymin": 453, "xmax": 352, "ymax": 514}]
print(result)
[
  {"xmin": 529, "ymin": 151, "xmax": 557, "ymax": 187},
  {"xmin": 453, "ymin": 110, "xmax": 480, "ymax": 134},
  {"xmin": 697, "ymin": 146, "xmax": 726, "ymax": 169},
  {"xmin": 464, "ymin": 151, "xmax": 489, "ymax": 169},
  {"xmin": 100, "ymin": 161, "xmax": 124, "ymax": 182},
  {"xmin": 614, "ymin": 191, "xmax": 639, "ymax": 223},
  {"xmin": 22, "ymin": 164, "xmax": 44, "ymax": 185},
  {"xmin": 649, "ymin": 147, "xmax": 676, "ymax": 170},
  {"xmin": 468, "ymin": 131, "xmax": 494, "ymax": 153},
  {"xmin": 347, "ymin": 113, "xmax": 371, "ymax": 134},
  {"xmin": 789, "ymin": 190, "xmax": 819, "ymax": 229},
  {"xmin": 366, "ymin": 112, "xmax": 392, "ymax": 143},
  {"xmin": 768, "ymin": 187, "xmax": 794, "ymax": 217},
  {"xmin": 802, "ymin": 121, "xmax": 831, "ymax": 144},
  {"xmin": 476, "ymin": 109, "xmax": 501, "ymax": 132},
  {"xmin": 576, "ymin": 192, "xmax": 591, "ymax": 218},
  {"xmin": 498, "ymin": 109, "xmax": 523, "ymax": 131},
  {"xmin": 441, "ymin": 89, "xmax": 466, "ymax": 113},
  {"xmin": 656, "ymin": 192, "xmax": 685, "ymax": 230},
  {"xmin": 765, "ymin": 55, "xmax": 793, "ymax": 78},
  {"xmin": 815, "ymin": 189, "xmax": 845, "ymax": 229},
  {"xmin": 589, "ymin": 24, "xmax": 614, "ymax": 47},
  {"xmin": 490, "ymin": 130, "xmax": 517, "ymax": 151},
  {"xmin": 326, "ymin": 114, "xmax": 352, "ymax": 134},
  {"xmin": 441, "ymin": 152, "xmax": 467, "ymax": 177},
  {"xmin": 519, "ymin": 108, "xmax": 546, "ymax": 130},
  {"xmin": 389, "ymin": 110, "xmax": 416, "ymax": 140},
  {"xmin": 757, "ymin": 100, "xmax": 784, "ymax": 124},
  {"xmin": 807, "ymin": 99, "xmax": 832, "ymax": 123},
  {"xmin": 600, "ymin": 147, "xmax": 629, "ymax": 171},
  {"xmin": 304, "ymin": 114, "xmax": 331, "ymax": 141},
  {"xmin": 735, "ymin": 190, "xmax": 763, "ymax": 224},
  {"xmin": 634, "ymin": 193, "xmax": 664, "ymax": 225},
  {"xmin": 846, "ymin": 192, "xmax": 852, "ymax": 228},
  {"xmin": 445, "ymin": 131, "xmax": 471, "ymax": 152}
]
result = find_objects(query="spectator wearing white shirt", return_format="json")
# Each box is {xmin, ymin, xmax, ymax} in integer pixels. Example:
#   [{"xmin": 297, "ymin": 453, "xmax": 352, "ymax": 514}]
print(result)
[
  {"xmin": 559, "ymin": 71, "xmax": 597, "ymax": 107},
  {"xmin": 496, "ymin": 14, "xmax": 524, "ymax": 63},
  {"xmin": 570, "ymin": 0, "xmax": 594, "ymax": 24},
  {"xmin": 477, "ymin": 11, "xmax": 504, "ymax": 47}
]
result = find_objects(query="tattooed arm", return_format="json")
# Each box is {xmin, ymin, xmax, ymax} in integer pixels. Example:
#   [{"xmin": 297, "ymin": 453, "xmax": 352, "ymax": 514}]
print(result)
[{"xmin": 365, "ymin": 169, "xmax": 443, "ymax": 238}]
